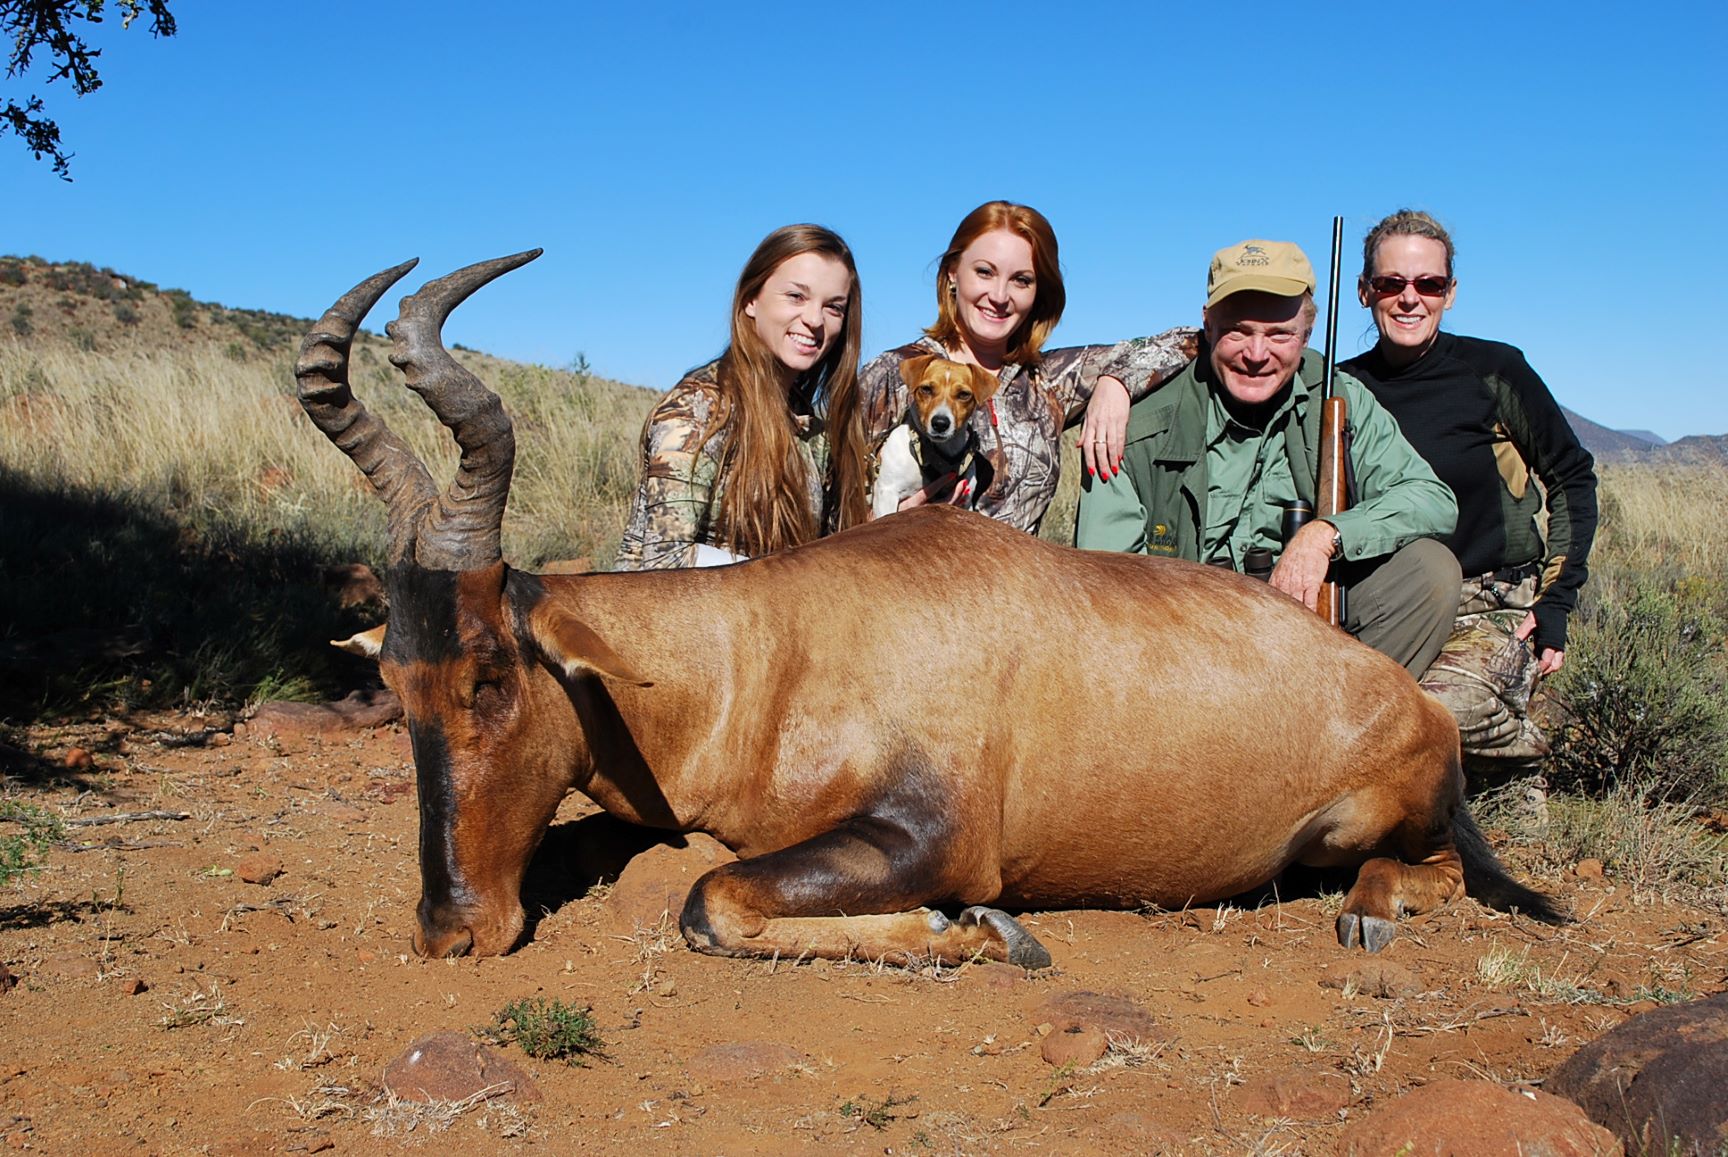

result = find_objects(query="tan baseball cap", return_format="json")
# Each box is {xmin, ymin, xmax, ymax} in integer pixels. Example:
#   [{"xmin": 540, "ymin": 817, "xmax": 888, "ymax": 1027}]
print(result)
[{"xmin": 1205, "ymin": 240, "xmax": 1316, "ymax": 307}]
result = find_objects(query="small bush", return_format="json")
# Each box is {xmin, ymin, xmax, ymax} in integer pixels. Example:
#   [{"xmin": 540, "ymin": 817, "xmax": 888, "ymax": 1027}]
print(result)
[
  {"xmin": 0, "ymin": 799, "xmax": 66, "ymax": 887},
  {"xmin": 113, "ymin": 302, "xmax": 140, "ymax": 327},
  {"xmin": 1548, "ymin": 572, "xmax": 1728, "ymax": 803},
  {"xmin": 165, "ymin": 290, "xmax": 197, "ymax": 329},
  {"xmin": 479, "ymin": 997, "xmax": 602, "ymax": 1065},
  {"xmin": 67, "ymin": 326, "xmax": 96, "ymax": 352},
  {"xmin": 9, "ymin": 302, "xmax": 32, "ymax": 336},
  {"xmin": 0, "ymin": 261, "xmax": 25, "ymax": 287}
]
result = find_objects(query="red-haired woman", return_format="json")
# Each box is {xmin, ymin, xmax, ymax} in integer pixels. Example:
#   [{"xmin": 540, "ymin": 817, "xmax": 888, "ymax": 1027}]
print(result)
[
  {"xmin": 860, "ymin": 201, "xmax": 1195, "ymax": 533},
  {"xmin": 615, "ymin": 224, "xmax": 870, "ymax": 569}
]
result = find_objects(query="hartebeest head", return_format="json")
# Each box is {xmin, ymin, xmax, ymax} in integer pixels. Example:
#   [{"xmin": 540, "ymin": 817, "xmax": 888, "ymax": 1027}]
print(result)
[{"xmin": 295, "ymin": 254, "xmax": 644, "ymax": 958}]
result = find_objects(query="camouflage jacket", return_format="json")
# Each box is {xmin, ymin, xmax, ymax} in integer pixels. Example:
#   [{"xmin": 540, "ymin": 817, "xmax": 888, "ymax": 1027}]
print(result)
[
  {"xmin": 860, "ymin": 330, "xmax": 1198, "ymax": 533},
  {"xmin": 613, "ymin": 361, "xmax": 828, "ymax": 570}
]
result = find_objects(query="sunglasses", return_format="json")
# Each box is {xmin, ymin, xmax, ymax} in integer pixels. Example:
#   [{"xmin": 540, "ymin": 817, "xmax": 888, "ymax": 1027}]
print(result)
[{"xmin": 1366, "ymin": 274, "xmax": 1453, "ymax": 298}]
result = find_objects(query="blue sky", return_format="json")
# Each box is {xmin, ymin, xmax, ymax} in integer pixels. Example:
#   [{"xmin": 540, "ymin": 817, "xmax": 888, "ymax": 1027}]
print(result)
[{"xmin": 5, "ymin": 1, "xmax": 1724, "ymax": 440}]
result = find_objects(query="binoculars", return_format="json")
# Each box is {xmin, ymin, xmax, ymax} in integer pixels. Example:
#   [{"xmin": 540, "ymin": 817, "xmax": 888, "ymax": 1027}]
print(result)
[{"xmin": 1208, "ymin": 500, "xmax": 1314, "ymax": 582}]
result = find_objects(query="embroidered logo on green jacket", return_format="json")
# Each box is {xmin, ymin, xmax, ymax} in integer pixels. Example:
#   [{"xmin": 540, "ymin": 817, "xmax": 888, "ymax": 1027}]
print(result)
[{"xmin": 1146, "ymin": 522, "xmax": 1178, "ymax": 556}]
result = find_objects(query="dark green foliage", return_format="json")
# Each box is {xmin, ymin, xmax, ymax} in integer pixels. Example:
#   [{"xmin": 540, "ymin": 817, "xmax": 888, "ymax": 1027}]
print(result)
[
  {"xmin": 164, "ymin": 288, "xmax": 196, "ymax": 329},
  {"xmin": 479, "ymin": 997, "xmax": 602, "ymax": 1066},
  {"xmin": 112, "ymin": 300, "xmax": 137, "ymax": 326},
  {"xmin": 0, "ymin": 260, "xmax": 26, "ymax": 287},
  {"xmin": 2, "ymin": 0, "xmax": 179, "ymax": 179},
  {"xmin": 1549, "ymin": 572, "xmax": 1728, "ymax": 803},
  {"xmin": 0, "ymin": 799, "xmax": 65, "ymax": 886},
  {"xmin": 9, "ymin": 301, "xmax": 31, "ymax": 335}
]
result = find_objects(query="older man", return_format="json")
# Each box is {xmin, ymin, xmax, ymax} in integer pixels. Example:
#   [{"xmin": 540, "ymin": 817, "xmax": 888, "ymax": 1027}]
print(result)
[{"xmin": 1076, "ymin": 240, "xmax": 1460, "ymax": 676}]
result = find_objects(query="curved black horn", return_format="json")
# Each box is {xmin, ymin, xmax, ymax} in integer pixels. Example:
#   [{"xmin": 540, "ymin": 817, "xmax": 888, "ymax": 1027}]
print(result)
[
  {"xmin": 295, "ymin": 259, "xmax": 437, "ymax": 565},
  {"xmin": 387, "ymin": 249, "xmax": 543, "ymax": 570}
]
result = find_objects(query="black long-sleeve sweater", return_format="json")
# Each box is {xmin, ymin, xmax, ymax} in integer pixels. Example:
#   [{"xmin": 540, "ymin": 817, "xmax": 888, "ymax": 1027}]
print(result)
[{"xmin": 1341, "ymin": 332, "xmax": 1597, "ymax": 653}]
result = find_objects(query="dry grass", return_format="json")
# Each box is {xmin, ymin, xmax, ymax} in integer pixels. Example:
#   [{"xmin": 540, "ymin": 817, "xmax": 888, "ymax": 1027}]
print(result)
[{"xmin": 0, "ymin": 337, "xmax": 652, "ymax": 571}]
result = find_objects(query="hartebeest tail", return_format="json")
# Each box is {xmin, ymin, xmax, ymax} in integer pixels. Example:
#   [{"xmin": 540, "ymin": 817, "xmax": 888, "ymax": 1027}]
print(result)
[{"xmin": 294, "ymin": 254, "xmax": 1564, "ymax": 968}]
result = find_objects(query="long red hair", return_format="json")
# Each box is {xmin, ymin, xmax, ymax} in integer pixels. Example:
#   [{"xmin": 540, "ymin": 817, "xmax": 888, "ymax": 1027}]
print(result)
[
  {"xmin": 924, "ymin": 201, "xmax": 1066, "ymax": 367},
  {"xmin": 711, "ymin": 225, "xmax": 868, "ymax": 554}
]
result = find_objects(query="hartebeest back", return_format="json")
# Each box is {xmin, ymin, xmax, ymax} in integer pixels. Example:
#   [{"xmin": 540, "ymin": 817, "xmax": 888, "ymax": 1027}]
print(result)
[{"xmin": 295, "ymin": 254, "xmax": 1561, "ymax": 967}]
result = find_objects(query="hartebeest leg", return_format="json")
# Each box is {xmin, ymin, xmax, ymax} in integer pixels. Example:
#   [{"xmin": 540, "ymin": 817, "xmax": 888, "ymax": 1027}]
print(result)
[
  {"xmin": 1336, "ymin": 828, "xmax": 1467, "ymax": 953},
  {"xmin": 679, "ymin": 818, "xmax": 1050, "ymax": 968}
]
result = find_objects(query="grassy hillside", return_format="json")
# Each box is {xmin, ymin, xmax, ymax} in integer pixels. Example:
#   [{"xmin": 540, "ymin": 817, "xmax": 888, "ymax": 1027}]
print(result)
[{"xmin": 0, "ymin": 256, "xmax": 657, "ymax": 716}]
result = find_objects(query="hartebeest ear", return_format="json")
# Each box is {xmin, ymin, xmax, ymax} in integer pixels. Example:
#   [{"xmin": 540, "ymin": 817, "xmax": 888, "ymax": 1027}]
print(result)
[
  {"xmin": 898, "ymin": 354, "xmax": 939, "ymax": 388},
  {"xmin": 332, "ymin": 624, "xmax": 387, "ymax": 658},
  {"xmin": 530, "ymin": 607, "xmax": 652, "ymax": 687}
]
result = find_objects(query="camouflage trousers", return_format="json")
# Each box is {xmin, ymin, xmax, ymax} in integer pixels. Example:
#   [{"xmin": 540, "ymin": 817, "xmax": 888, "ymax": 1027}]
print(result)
[{"xmin": 1420, "ymin": 570, "xmax": 1550, "ymax": 763}]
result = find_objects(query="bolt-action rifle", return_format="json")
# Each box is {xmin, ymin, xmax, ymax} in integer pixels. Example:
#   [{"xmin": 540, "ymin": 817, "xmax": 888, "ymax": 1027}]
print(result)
[{"xmin": 1314, "ymin": 215, "xmax": 1351, "ymax": 628}]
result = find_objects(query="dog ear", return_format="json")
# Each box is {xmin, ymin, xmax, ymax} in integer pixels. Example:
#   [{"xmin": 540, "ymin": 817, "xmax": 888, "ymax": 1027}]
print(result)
[
  {"xmin": 898, "ymin": 354, "xmax": 938, "ymax": 388},
  {"xmin": 966, "ymin": 363, "xmax": 1001, "ymax": 404}
]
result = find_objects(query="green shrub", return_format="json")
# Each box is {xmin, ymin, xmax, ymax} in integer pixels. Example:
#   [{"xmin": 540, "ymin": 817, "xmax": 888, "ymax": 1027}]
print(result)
[
  {"xmin": 1548, "ymin": 572, "xmax": 1728, "ymax": 803},
  {"xmin": 0, "ymin": 799, "xmax": 66, "ymax": 887},
  {"xmin": 9, "ymin": 302, "xmax": 31, "ymax": 336},
  {"xmin": 479, "ymin": 997, "xmax": 602, "ymax": 1065},
  {"xmin": 113, "ymin": 302, "xmax": 139, "ymax": 327}
]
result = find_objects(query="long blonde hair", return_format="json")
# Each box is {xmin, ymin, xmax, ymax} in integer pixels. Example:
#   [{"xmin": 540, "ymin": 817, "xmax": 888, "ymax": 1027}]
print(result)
[
  {"xmin": 711, "ymin": 224, "xmax": 867, "ymax": 554},
  {"xmin": 924, "ymin": 201, "xmax": 1066, "ymax": 367}
]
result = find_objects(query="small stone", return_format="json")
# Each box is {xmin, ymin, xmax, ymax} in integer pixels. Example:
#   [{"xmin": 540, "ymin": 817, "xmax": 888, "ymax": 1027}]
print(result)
[
  {"xmin": 356, "ymin": 950, "xmax": 377, "ymax": 965},
  {"xmin": 384, "ymin": 1031, "xmax": 541, "ymax": 1103},
  {"xmin": 1247, "ymin": 988, "xmax": 1272, "ymax": 1007},
  {"xmin": 1337, "ymin": 1079, "xmax": 1620, "ymax": 1155},
  {"xmin": 326, "ymin": 804, "xmax": 366, "ymax": 824},
  {"xmin": 1239, "ymin": 1069, "xmax": 1352, "ymax": 1118},
  {"xmin": 1320, "ymin": 959, "xmax": 1421, "ymax": 999},
  {"xmin": 63, "ymin": 747, "xmax": 93, "ymax": 771},
  {"xmin": 235, "ymin": 854, "xmax": 283, "ymax": 886},
  {"xmin": 1041, "ymin": 1024, "xmax": 1108, "ymax": 1067},
  {"xmin": 117, "ymin": 977, "xmax": 147, "ymax": 996},
  {"xmin": 1575, "ymin": 858, "xmax": 1605, "ymax": 879},
  {"xmin": 0, "ymin": 962, "xmax": 16, "ymax": 994},
  {"xmin": 208, "ymin": 732, "xmax": 232, "ymax": 748}
]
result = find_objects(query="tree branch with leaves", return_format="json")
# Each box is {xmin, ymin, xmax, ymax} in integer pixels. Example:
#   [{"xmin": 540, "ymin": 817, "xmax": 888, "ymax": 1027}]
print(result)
[{"xmin": 3, "ymin": 0, "xmax": 176, "ymax": 180}]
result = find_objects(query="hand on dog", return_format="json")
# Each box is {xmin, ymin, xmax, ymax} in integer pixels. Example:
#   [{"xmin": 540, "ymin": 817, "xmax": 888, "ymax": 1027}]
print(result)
[
  {"xmin": 1080, "ymin": 375, "xmax": 1130, "ymax": 480},
  {"xmin": 896, "ymin": 472, "xmax": 972, "ymax": 512}
]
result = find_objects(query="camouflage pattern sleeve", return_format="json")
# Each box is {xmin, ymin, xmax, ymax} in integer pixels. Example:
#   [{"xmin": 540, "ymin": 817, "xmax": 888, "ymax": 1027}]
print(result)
[
  {"xmin": 613, "ymin": 379, "xmax": 726, "ymax": 571},
  {"xmin": 1093, "ymin": 328, "xmax": 1202, "ymax": 412}
]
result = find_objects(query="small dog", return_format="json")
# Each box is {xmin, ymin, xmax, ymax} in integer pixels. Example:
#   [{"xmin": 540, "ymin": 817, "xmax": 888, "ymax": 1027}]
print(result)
[{"xmin": 871, "ymin": 354, "xmax": 998, "ymax": 518}]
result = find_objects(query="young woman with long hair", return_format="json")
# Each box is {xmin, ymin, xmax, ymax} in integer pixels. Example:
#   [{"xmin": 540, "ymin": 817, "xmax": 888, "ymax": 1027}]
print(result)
[
  {"xmin": 860, "ymin": 200, "xmax": 1196, "ymax": 534},
  {"xmin": 615, "ymin": 224, "xmax": 869, "ymax": 569}
]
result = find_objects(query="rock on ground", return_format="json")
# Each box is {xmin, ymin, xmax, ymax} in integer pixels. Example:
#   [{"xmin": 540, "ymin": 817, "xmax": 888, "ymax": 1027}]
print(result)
[
  {"xmin": 382, "ymin": 1031, "xmax": 541, "ymax": 1104},
  {"xmin": 1336, "ymin": 1078, "xmax": 1621, "ymax": 1156},
  {"xmin": 1547, "ymin": 990, "xmax": 1728, "ymax": 1155}
]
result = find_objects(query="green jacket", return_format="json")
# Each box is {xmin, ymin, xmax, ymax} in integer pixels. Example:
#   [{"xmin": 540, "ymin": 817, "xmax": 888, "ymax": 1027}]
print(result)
[{"xmin": 1075, "ymin": 348, "xmax": 1457, "ymax": 565}]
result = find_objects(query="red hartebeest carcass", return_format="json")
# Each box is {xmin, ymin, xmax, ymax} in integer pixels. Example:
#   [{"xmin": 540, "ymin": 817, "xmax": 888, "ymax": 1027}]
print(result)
[{"xmin": 294, "ymin": 252, "xmax": 1561, "ymax": 967}]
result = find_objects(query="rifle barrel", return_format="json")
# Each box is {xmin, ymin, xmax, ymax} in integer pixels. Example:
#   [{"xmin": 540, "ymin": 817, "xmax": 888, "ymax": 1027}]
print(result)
[{"xmin": 1322, "ymin": 215, "xmax": 1344, "ymax": 401}]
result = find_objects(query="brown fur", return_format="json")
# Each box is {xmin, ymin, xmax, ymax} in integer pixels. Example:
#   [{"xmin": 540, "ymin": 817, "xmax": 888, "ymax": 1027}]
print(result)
[{"xmin": 379, "ymin": 511, "xmax": 1473, "ymax": 964}]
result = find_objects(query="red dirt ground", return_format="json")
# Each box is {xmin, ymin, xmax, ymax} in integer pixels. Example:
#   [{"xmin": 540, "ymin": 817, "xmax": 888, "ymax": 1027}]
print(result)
[{"xmin": 1, "ymin": 710, "xmax": 1722, "ymax": 1154}]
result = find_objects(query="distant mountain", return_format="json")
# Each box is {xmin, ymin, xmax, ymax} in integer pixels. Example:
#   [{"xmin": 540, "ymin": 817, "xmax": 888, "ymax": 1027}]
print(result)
[{"xmin": 1560, "ymin": 407, "xmax": 1668, "ymax": 461}]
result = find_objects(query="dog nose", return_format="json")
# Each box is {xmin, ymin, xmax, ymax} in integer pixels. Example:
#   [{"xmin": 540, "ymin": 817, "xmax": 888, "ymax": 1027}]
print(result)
[{"xmin": 930, "ymin": 414, "xmax": 951, "ymax": 436}]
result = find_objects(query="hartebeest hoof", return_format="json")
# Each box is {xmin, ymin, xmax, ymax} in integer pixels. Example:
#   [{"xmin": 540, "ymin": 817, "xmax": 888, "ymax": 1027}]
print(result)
[
  {"xmin": 957, "ymin": 906, "xmax": 1053, "ymax": 970},
  {"xmin": 1336, "ymin": 911, "xmax": 1398, "ymax": 953}
]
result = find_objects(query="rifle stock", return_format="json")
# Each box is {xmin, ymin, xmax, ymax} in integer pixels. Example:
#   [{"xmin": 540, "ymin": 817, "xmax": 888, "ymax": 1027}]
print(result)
[
  {"xmin": 1315, "ymin": 215, "xmax": 1349, "ymax": 629},
  {"xmin": 1315, "ymin": 395, "xmax": 1348, "ymax": 626}
]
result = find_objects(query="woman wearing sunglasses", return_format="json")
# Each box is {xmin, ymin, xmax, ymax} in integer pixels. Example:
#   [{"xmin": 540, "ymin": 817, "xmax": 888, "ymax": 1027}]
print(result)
[{"xmin": 1340, "ymin": 209, "xmax": 1597, "ymax": 770}]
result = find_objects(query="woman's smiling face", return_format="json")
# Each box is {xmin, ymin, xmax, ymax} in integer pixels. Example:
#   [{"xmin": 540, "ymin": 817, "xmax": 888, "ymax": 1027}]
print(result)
[
  {"xmin": 950, "ymin": 228, "xmax": 1036, "ymax": 360},
  {"xmin": 1361, "ymin": 234, "xmax": 1456, "ymax": 366},
  {"xmin": 744, "ymin": 251, "xmax": 851, "ymax": 375}
]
